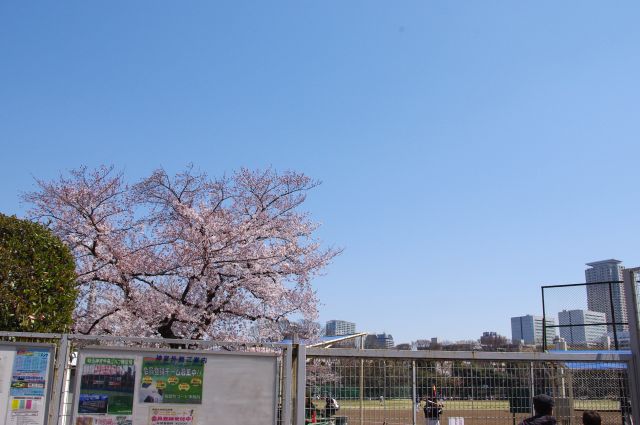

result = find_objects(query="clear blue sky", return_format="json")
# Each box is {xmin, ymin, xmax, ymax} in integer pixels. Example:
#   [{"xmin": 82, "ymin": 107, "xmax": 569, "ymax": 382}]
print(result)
[{"xmin": 1, "ymin": 1, "xmax": 639, "ymax": 344}]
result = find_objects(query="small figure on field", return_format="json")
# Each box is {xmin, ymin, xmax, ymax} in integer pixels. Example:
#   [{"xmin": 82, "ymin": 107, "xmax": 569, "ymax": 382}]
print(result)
[
  {"xmin": 324, "ymin": 396, "xmax": 339, "ymax": 418},
  {"xmin": 519, "ymin": 394, "xmax": 556, "ymax": 425}
]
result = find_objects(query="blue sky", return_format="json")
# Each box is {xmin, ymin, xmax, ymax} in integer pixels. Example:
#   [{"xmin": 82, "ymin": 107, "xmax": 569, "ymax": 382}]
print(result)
[{"xmin": 1, "ymin": 1, "xmax": 639, "ymax": 343}]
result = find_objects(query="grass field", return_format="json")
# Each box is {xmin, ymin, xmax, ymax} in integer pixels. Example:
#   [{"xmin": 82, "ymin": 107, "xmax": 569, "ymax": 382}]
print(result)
[
  {"xmin": 310, "ymin": 399, "xmax": 624, "ymax": 425},
  {"xmin": 330, "ymin": 399, "xmax": 619, "ymax": 411},
  {"xmin": 78, "ymin": 389, "xmax": 134, "ymax": 415}
]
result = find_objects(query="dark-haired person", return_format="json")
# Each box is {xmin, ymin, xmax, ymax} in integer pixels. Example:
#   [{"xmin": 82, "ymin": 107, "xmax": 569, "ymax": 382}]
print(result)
[
  {"xmin": 582, "ymin": 410, "xmax": 601, "ymax": 425},
  {"xmin": 324, "ymin": 396, "xmax": 339, "ymax": 418},
  {"xmin": 519, "ymin": 394, "xmax": 556, "ymax": 425},
  {"xmin": 423, "ymin": 397, "xmax": 443, "ymax": 425}
]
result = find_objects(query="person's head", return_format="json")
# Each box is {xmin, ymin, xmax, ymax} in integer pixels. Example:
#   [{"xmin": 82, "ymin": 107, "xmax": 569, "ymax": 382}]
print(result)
[
  {"xmin": 533, "ymin": 394, "xmax": 554, "ymax": 416},
  {"xmin": 583, "ymin": 411, "xmax": 601, "ymax": 425}
]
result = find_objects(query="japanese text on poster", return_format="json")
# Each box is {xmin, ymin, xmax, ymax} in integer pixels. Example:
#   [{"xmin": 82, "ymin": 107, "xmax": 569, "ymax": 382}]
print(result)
[
  {"xmin": 10, "ymin": 349, "xmax": 49, "ymax": 397},
  {"xmin": 140, "ymin": 356, "xmax": 205, "ymax": 404},
  {"xmin": 149, "ymin": 408, "xmax": 196, "ymax": 425},
  {"xmin": 75, "ymin": 415, "xmax": 132, "ymax": 425},
  {"xmin": 7, "ymin": 396, "xmax": 44, "ymax": 425}
]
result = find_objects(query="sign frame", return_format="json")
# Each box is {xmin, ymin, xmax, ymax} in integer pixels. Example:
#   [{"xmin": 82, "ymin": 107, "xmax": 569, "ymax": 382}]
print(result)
[{"xmin": 0, "ymin": 341, "xmax": 57, "ymax": 425}]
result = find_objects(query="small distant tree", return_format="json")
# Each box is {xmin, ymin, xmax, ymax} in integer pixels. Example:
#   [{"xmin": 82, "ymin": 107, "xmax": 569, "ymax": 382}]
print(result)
[
  {"xmin": 479, "ymin": 332, "xmax": 508, "ymax": 350},
  {"xmin": 25, "ymin": 165, "xmax": 339, "ymax": 340},
  {"xmin": 0, "ymin": 214, "xmax": 77, "ymax": 332}
]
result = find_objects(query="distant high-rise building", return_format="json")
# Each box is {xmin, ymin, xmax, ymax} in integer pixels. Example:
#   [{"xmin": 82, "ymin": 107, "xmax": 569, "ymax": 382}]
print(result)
[
  {"xmin": 325, "ymin": 320, "xmax": 356, "ymax": 336},
  {"xmin": 379, "ymin": 333, "xmax": 394, "ymax": 349},
  {"xmin": 585, "ymin": 259, "xmax": 628, "ymax": 333},
  {"xmin": 365, "ymin": 333, "xmax": 395, "ymax": 349},
  {"xmin": 511, "ymin": 315, "xmax": 556, "ymax": 346},
  {"xmin": 558, "ymin": 309, "xmax": 608, "ymax": 346}
]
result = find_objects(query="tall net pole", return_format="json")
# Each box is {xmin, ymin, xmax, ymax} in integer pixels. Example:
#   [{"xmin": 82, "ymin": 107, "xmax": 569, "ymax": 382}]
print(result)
[{"xmin": 623, "ymin": 268, "xmax": 640, "ymax": 425}]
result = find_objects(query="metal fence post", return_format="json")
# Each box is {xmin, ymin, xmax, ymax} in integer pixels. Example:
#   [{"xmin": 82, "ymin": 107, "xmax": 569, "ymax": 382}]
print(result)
[
  {"xmin": 382, "ymin": 359, "xmax": 387, "ymax": 422},
  {"xmin": 412, "ymin": 360, "xmax": 417, "ymax": 425},
  {"xmin": 542, "ymin": 287, "xmax": 547, "ymax": 351},
  {"xmin": 48, "ymin": 334, "xmax": 69, "ymax": 425},
  {"xmin": 282, "ymin": 345, "xmax": 293, "ymax": 425},
  {"xmin": 293, "ymin": 343, "xmax": 307, "ymax": 425},
  {"xmin": 623, "ymin": 268, "xmax": 640, "ymax": 425},
  {"xmin": 359, "ymin": 358, "xmax": 364, "ymax": 425},
  {"xmin": 609, "ymin": 281, "xmax": 620, "ymax": 350},
  {"xmin": 529, "ymin": 361, "xmax": 535, "ymax": 416}
]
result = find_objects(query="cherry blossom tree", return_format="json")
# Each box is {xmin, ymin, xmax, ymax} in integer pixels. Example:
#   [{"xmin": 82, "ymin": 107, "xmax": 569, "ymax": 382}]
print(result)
[{"xmin": 25, "ymin": 165, "xmax": 339, "ymax": 340}]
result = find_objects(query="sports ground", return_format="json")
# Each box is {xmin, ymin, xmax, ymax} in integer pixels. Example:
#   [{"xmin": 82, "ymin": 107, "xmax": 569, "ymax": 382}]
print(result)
[{"xmin": 312, "ymin": 400, "xmax": 624, "ymax": 425}]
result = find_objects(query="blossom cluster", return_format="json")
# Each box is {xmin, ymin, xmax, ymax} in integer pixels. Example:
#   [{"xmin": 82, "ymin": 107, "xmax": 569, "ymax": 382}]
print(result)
[{"xmin": 26, "ymin": 165, "xmax": 339, "ymax": 340}]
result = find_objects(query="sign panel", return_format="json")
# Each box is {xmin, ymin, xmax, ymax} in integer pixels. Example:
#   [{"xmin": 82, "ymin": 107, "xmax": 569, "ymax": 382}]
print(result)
[
  {"xmin": 76, "ymin": 357, "xmax": 135, "ymax": 425},
  {"xmin": 73, "ymin": 349, "xmax": 278, "ymax": 425},
  {"xmin": 10, "ymin": 349, "xmax": 49, "ymax": 397},
  {"xmin": 1, "ymin": 346, "xmax": 52, "ymax": 425},
  {"xmin": 139, "ymin": 356, "xmax": 205, "ymax": 404},
  {"xmin": 7, "ymin": 396, "xmax": 44, "ymax": 425}
]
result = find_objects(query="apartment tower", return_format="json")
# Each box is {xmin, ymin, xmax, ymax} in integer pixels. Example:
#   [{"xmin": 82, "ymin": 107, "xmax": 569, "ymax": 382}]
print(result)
[{"xmin": 585, "ymin": 259, "xmax": 628, "ymax": 333}]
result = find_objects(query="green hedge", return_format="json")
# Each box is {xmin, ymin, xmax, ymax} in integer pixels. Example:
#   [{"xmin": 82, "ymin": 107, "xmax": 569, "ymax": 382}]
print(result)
[{"xmin": 0, "ymin": 214, "xmax": 77, "ymax": 332}]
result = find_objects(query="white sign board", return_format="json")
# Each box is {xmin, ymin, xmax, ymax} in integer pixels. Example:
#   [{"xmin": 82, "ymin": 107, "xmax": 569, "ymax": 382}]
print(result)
[
  {"xmin": 0, "ymin": 346, "xmax": 53, "ymax": 425},
  {"xmin": 72, "ymin": 349, "xmax": 278, "ymax": 425}
]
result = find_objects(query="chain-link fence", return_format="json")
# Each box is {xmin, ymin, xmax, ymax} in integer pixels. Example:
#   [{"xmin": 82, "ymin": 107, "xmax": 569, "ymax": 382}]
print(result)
[
  {"xmin": 542, "ymin": 282, "xmax": 630, "ymax": 351},
  {"xmin": 305, "ymin": 349, "xmax": 633, "ymax": 425}
]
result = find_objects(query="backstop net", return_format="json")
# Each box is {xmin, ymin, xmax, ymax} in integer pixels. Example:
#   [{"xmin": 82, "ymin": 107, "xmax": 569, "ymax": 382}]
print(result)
[{"xmin": 542, "ymin": 282, "xmax": 629, "ymax": 351}]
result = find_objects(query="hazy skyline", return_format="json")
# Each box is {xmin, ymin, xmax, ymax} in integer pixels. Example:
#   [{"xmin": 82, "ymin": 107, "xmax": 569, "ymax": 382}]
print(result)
[{"xmin": 2, "ymin": 1, "xmax": 639, "ymax": 343}]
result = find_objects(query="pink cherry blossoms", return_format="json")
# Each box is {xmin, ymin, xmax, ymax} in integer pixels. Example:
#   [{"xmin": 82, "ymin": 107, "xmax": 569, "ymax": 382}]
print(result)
[{"xmin": 25, "ymin": 165, "xmax": 339, "ymax": 340}]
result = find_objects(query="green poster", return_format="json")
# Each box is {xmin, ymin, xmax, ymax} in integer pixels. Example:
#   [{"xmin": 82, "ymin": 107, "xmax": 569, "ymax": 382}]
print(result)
[{"xmin": 139, "ymin": 355, "xmax": 205, "ymax": 404}]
